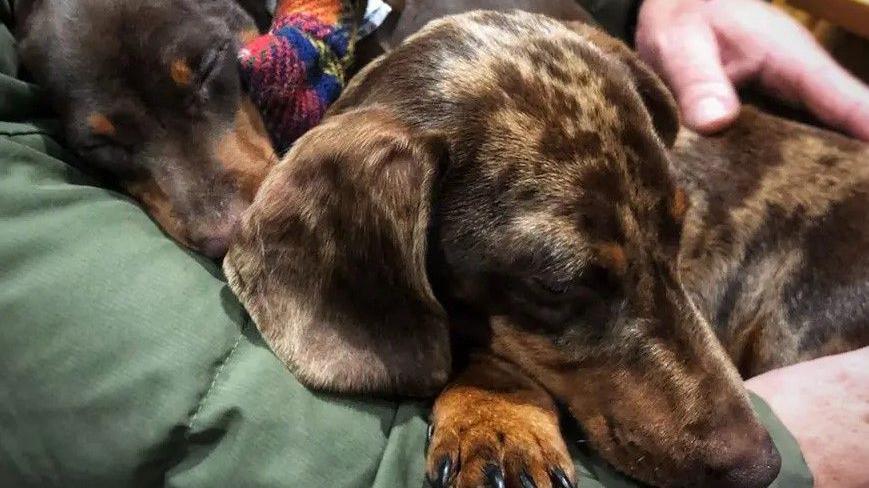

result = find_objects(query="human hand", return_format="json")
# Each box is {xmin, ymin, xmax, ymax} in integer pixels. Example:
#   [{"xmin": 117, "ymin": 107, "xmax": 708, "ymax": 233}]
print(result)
[
  {"xmin": 746, "ymin": 347, "xmax": 869, "ymax": 488},
  {"xmin": 635, "ymin": 0, "xmax": 869, "ymax": 140}
]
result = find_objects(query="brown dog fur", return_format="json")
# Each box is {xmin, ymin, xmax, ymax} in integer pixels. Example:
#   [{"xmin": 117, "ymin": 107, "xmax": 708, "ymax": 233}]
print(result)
[
  {"xmin": 224, "ymin": 8, "xmax": 868, "ymax": 488},
  {"xmin": 224, "ymin": 108, "xmax": 451, "ymax": 395},
  {"xmin": 16, "ymin": 0, "xmax": 277, "ymax": 257},
  {"xmin": 674, "ymin": 113, "xmax": 869, "ymax": 377}
]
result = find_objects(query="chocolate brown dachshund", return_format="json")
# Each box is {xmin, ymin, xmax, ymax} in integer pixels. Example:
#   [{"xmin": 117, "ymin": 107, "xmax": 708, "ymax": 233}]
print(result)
[
  {"xmin": 16, "ymin": 0, "xmax": 276, "ymax": 257},
  {"xmin": 21, "ymin": 0, "xmax": 863, "ymax": 486},
  {"xmin": 225, "ymin": 6, "xmax": 868, "ymax": 488}
]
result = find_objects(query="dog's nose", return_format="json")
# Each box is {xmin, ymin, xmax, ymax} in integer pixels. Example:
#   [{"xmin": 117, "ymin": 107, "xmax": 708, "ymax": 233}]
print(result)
[{"xmin": 702, "ymin": 424, "xmax": 782, "ymax": 488}]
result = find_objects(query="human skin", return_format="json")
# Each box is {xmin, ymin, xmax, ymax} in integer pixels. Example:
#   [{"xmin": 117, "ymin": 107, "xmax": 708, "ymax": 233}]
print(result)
[
  {"xmin": 746, "ymin": 347, "xmax": 869, "ymax": 488},
  {"xmin": 635, "ymin": 2, "xmax": 869, "ymax": 484},
  {"xmin": 635, "ymin": 0, "xmax": 869, "ymax": 141}
]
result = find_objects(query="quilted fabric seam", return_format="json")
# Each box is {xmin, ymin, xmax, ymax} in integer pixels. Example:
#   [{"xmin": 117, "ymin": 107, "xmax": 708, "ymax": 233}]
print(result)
[
  {"xmin": 186, "ymin": 330, "xmax": 245, "ymax": 431},
  {"xmin": 0, "ymin": 130, "xmax": 49, "ymax": 137},
  {"xmin": 367, "ymin": 402, "xmax": 401, "ymax": 487}
]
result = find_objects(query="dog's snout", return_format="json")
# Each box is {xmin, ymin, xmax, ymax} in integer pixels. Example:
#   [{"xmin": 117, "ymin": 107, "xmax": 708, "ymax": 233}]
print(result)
[
  {"xmin": 189, "ymin": 212, "xmax": 242, "ymax": 258},
  {"xmin": 197, "ymin": 235, "xmax": 231, "ymax": 259},
  {"xmin": 702, "ymin": 424, "xmax": 782, "ymax": 488}
]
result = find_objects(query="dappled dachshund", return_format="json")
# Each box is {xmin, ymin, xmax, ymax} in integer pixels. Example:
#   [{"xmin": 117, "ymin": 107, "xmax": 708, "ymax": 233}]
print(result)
[
  {"xmin": 15, "ymin": 0, "xmax": 276, "ymax": 257},
  {"xmin": 224, "ymin": 8, "xmax": 869, "ymax": 488}
]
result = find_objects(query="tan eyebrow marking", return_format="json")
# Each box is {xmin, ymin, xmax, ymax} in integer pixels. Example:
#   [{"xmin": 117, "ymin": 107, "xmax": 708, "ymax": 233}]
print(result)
[
  {"xmin": 170, "ymin": 58, "xmax": 193, "ymax": 87},
  {"xmin": 598, "ymin": 242, "xmax": 628, "ymax": 275},
  {"xmin": 238, "ymin": 29, "xmax": 259, "ymax": 44},
  {"xmin": 670, "ymin": 187, "xmax": 690, "ymax": 221},
  {"xmin": 87, "ymin": 113, "xmax": 117, "ymax": 137}
]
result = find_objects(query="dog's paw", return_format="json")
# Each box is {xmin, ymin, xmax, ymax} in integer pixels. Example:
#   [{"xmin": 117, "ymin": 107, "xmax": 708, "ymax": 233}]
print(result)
[{"xmin": 425, "ymin": 385, "xmax": 576, "ymax": 488}]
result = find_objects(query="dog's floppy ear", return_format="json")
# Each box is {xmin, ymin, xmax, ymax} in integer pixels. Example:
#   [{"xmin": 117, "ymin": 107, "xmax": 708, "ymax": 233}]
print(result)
[
  {"xmin": 569, "ymin": 22, "xmax": 680, "ymax": 147},
  {"xmin": 224, "ymin": 106, "xmax": 450, "ymax": 396}
]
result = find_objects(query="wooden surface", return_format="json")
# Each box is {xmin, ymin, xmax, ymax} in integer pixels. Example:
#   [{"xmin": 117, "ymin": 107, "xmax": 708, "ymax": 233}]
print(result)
[{"xmin": 789, "ymin": 0, "xmax": 869, "ymax": 38}]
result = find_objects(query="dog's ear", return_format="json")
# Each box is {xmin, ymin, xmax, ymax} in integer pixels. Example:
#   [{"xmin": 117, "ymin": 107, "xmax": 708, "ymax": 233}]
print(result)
[
  {"xmin": 224, "ymin": 107, "xmax": 450, "ymax": 396},
  {"xmin": 570, "ymin": 23, "xmax": 680, "ymax": 147}
]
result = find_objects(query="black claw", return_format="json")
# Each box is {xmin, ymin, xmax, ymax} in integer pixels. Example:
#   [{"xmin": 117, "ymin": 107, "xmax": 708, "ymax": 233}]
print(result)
[
  {"xmin": 483, "ymin": 464, "xmax": 506, "ymax": 488},
  {"xmin": 519, "ymin": 470, "xmax": 537, "ymax": 488},
  {"xmin": 427, "ymin": 457, "xmax": 452, "ymax": 488},
  {"xmin": 549, "ymin": 467, "xmax": 575, "ymax": 488}
]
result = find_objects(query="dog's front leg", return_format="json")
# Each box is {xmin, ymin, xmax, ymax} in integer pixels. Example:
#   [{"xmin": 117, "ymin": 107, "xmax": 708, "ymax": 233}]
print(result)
[{"xmin": 426, "ymin": 350, "xmax": 575, "ymax": 488}]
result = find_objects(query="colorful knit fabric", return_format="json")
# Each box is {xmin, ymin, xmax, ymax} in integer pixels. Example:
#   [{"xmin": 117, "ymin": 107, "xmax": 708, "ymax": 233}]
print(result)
[{"xmin": 239, "ymin": 0, "xmax": 359, "ymax": 154}]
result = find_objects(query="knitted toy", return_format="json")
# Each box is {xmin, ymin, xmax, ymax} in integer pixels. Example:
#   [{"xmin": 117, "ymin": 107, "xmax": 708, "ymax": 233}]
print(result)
[{"xmin": 239, "ymin": 0, "xmax": 362, "ymax": 154}]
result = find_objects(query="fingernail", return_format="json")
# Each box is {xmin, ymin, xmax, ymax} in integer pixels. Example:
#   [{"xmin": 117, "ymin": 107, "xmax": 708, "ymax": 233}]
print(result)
[{"xmin": 691, "ymin": 97, "xmax": 729, "ymax": 128}]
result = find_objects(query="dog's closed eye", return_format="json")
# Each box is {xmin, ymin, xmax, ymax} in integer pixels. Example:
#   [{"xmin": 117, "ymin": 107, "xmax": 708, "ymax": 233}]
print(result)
[
  {"xmin": 76, "ymin": 139, "xmax": 137, "ymax": 176},
  {"xmin": 532, "ymin": 276, "xmax": 573, "ymax": 296},
  {"xmin": 196, "ymin": 41, "xmax": 229, "ymax": 87},
  {"xmin": 516, "ymin": 264, "xmax": 621, "ymax": 328},
  {"xmin": 530, "ymin": 265, "xmax": 617, "ymax": 301},
  {"xmin": 171, "ymin": 41, "xmax": 232, "ymax": 103},
  {"xmin": 190, "ymin": 41, "xmax": 233, "ymax": 103},
  {"xmin": 80, "ymin": 112, "xmax": 142, "ymax": 174}
]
